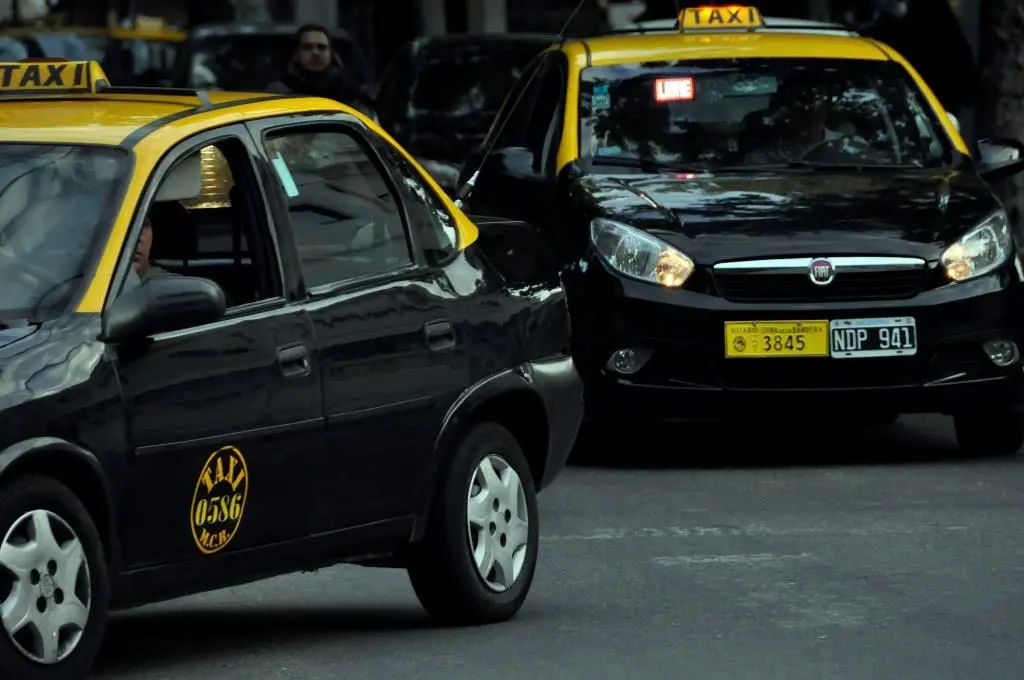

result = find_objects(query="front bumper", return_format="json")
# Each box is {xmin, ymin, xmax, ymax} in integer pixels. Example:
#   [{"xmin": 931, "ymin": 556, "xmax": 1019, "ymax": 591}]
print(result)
[{"xmin": 571, "ymin": 261, "xmax": 1024, "ymax": 420}]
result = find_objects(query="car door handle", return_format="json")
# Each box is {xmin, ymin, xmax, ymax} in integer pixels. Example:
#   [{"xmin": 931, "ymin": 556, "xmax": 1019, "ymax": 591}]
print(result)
[
  {"xmin": 424, "ymin": 320, "xmax": 456, "ymax": 351},
  {"xmin": 277, "ymin": 343, "xmax": 311, "ymax": 378}
]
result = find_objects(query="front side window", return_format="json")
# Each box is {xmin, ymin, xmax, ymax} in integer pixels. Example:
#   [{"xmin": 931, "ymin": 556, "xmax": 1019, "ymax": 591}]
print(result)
[
  {"xmin": 579, "ymin": 58, "xmax": 950, "ymax": 170},
  {"xmin": 0, "ymin": 144, "xmax": 128, "ymax": 322},
  {"xmin": 264, "ymin": 128, "xmax": 411, "ymax": 288}
]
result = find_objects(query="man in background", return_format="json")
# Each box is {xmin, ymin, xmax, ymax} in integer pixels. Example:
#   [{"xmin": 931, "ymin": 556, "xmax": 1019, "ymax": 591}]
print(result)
[{"xmin": 267, "ymin": 24, "xmax": 376, "ymax": 118}]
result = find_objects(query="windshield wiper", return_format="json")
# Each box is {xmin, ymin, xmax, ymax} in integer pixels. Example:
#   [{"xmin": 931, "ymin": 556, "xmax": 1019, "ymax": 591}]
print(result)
[{"xmin": 782, "ymin": 160, "xmax": 927, "ymax": 171}]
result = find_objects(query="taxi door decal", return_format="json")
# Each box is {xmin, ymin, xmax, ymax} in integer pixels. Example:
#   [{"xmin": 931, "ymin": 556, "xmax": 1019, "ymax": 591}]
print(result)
[{"xmin": 190, "ymin": 445, "xmax": 249, "ymax": 554}]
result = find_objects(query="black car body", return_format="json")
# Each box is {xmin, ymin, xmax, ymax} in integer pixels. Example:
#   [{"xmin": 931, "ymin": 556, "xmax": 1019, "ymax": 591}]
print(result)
[
  {"xmin": 375, "ymin": 34, "xmax": 556, "ymax": 193},
  {"xmin": 170, "ymin": 22, "xmax": 372, "ymax": 94},
  {"xmin": 457, "ymin": 23, "xmax": 1024, "ymax": 454},
  {"xmin": 0, "ymin": 59, "xmax": 580, "ymax": 679}
]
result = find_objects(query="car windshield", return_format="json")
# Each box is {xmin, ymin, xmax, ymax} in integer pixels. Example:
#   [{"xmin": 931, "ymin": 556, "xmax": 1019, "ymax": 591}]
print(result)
[
  {"xmin": 185, "ymin": 34, "xmax": 367, "ymax": 91},
  {"xmin": 0, "ymin": 144, "xmax": 127, "ymax": 323},
  {"xmin": 579, "ymin": 58, "xmax": 951, "ymax": 170},
  {"xmin": 408, "ymin": 45, "xmax": 543, "ymax": 119}
]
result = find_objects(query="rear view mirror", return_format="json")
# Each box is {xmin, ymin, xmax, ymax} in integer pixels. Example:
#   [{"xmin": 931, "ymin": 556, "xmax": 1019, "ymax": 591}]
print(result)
[
  {"xmin": 977, "ymin": 138, "xmax": 1024, "ymax": 183},
  {"xmin": 102, "ymin": 276, "xmax": 226, "ymax": 343}
]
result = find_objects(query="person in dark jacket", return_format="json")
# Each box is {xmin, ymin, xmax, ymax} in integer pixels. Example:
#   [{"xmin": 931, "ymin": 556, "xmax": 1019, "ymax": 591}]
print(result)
[{"xmin": 266, "ymin": 24, "xmax": 376, "ymax": 118}]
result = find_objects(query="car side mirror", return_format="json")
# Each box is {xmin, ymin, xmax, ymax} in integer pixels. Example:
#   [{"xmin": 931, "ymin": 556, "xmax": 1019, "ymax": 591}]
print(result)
[
  {"xmin": 485, "ymin": 146, "xmax": 536, "ymax": 178},
  {"xmin": 946, "ymin": 111, "xmax": 960, "ymax": 133},
  {"xmin": 556, "ymin": 159, "xmax": 584, "ymax": 193},
  {"xmin": 977, "ymin": 138, "xmax": 1024, "ymax": 183},
  {"xmin": 101, "ymin": 276, "xmax": 227, "ymax": 344}
]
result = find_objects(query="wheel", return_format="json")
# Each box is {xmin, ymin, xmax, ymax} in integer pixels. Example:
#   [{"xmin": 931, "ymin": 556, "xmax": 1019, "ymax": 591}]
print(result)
[
  {"xmin": 407, "ymin": 423, "xmax": 539, "ymax": 626},
  {"xmin": 954, "ymin": 411, "xmax": 1024, "ymax": 455},
  {"xmin": 0, "ymin": 475, "xmax": 109, "ymax": 680}
]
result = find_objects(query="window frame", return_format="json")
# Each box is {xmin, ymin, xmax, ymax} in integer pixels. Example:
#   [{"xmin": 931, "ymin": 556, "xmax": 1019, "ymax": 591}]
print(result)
[
  {"xmin": 249, "ymin": 114, "xmax": 428, "ymax": 297},
  {"xmin": 370, "ymin": 136, "xmax": 461, "ymax": 267},
  {"xmin": 486, "ymin": 53, "xmax": 547, "ymax": 152},
  {"xmin": 107, "ymin": 124, "xmax": 288, "ymax": 318}
]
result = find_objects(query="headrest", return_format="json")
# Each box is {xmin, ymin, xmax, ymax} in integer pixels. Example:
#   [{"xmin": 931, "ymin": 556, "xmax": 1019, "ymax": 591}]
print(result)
[{"xmin": 154, "ymin": 152, "xmax": 202, "ymax": 202}]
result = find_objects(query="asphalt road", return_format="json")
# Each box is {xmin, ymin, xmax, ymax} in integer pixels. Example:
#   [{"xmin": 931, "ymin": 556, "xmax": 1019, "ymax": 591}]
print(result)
[{"xmin": 92, "ymin": 414, "xmax": 1024, "ymax": 680}]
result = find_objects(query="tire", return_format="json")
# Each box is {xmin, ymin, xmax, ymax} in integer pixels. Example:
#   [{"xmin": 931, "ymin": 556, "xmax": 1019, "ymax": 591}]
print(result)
[
  {"xmin": 954, "ymin": 411, "xmax": 1024, "ymax": 455},
  {"xmin": 0, "ymin": 475, "xmax": 109, "ymax": 680},
  {"xmin": 407, "ymin": 423, "xmax": 539, "ymax": 626}
]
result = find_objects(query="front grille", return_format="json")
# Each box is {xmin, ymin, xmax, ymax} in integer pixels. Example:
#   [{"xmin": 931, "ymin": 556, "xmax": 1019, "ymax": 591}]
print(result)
[{"xmin": 714, "ymin": 269, "xmax": 925, "ymax": 303}]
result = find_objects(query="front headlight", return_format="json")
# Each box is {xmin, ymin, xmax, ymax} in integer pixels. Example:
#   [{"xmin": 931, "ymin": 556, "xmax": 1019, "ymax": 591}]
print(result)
[
  {"xmin": 941, "ymin": 210, "xmax": 1012, "ymax": 282},
  {"xmin": 589, "ymin": 218, "xmax": 694, "ymax": 288}
]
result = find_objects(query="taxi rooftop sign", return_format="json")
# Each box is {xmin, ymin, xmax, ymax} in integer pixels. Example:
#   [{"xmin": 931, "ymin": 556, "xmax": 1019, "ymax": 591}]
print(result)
[
  {"xmin": 0, "ymin": 60, "xmax": 107, "ymax": 96},
  {"xmin": 678, "ymin": 5, "xmax": 766, "ymax": 31}
]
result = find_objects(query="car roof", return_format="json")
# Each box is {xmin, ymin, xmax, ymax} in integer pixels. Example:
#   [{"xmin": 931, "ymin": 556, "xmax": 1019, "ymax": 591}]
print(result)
[
  {"xmin": 0, "ymin": 91, "xmax": 288, "ymax": 145},
  {"xmin": 567, "ymin": 29, "xmax": 887, "ymax": 66},
  {"xmin": 189, "ymin": 22, "xmax": 353, "ymax": 41},
  {"xmin": 412, "ymin": 33, "xmax": 559, "ymax": 48},
  {"xmin": 631, "ymin": 16, "xmax": 857, "ymax": 35}
]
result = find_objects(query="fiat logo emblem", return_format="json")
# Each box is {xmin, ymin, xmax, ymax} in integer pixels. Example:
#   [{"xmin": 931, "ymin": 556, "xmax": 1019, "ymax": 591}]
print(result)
[{"xmin": 809, "ymin": 258, "xmax": 835, "ymax": 286}]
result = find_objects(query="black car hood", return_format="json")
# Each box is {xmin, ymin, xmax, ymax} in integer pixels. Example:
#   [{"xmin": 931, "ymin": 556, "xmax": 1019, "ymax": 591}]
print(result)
[{"xmin": 578, "ymin": 169, "xmax": 999, "ymax": 264}]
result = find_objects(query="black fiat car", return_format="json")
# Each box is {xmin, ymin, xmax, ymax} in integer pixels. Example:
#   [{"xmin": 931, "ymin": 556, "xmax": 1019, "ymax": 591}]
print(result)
[{"xmin": 457, "ymin": 27, "xmax": 1024, "ymax": 455}]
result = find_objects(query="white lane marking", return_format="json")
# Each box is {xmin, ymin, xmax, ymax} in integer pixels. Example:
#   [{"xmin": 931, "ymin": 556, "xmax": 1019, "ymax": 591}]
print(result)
[
  {"xmin": 542, "ymin": 524, "xmax": 969, "ymax": 541},
  {"xmin": 652, "ymin": 553, "xmax": 816, "ymax": 566}
]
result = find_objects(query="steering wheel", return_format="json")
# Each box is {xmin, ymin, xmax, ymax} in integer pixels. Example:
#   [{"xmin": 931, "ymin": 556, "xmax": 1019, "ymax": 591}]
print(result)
[{"xmin": 0, "ymin": 246, "xmax": 62, "ymax": 288}]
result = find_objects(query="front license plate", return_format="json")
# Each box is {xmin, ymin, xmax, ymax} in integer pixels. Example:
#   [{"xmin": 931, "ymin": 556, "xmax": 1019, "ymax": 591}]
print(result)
[
  {"xmin": 724, "ymin": 320, "xmax": 829, "ymax": 358},
  {"xmin": 829, "ymin": 317, "xmax": 917, "ymax": 358}
]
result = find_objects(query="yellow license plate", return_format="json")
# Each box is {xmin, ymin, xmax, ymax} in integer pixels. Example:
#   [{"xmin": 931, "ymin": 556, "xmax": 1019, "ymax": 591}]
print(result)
[{"xmin": 724, "ymin": 320, "xmax": 829, "ymax": 358}]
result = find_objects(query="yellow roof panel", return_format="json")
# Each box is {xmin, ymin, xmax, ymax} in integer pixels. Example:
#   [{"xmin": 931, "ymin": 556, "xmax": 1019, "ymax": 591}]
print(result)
[
  {"xmin": 0, "ymin": 92, "xmax": 277, "ymax": 145},
  {"xmin": 578, "ymin": 32, "xmax": 889, "ymax": 66}
]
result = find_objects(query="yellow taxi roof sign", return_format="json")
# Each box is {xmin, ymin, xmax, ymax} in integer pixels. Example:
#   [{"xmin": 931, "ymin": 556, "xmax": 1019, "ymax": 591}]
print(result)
[
  {"xmin": 679, "ymin": 5, "xmax": 765, "ymax": 31},
  {"xmin": 0, "ymin": 60, "xmax": 107, "ymax": 95}
]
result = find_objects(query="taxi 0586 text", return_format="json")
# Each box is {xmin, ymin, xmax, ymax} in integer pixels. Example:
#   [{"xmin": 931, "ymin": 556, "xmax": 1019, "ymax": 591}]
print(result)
[
  {"xmin": 456, "ymin": 4, "xmax": 1024, "ymax": 458},
  {"xmin": 0, "ymin": 58, "xmax": 582, "ymax": 680}
]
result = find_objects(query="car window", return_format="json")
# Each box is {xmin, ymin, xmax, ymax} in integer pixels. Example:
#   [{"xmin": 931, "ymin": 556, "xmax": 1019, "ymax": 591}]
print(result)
[
  {"xmin": 0, "ymin": 143, "xmax": 128, "ymax": 322},
  {"xmin": 490, "ymin": 56, "xmax": 544, "ymax": 150},
  {"xmin": 408, "ymin": 44, "xmax": 542, "ymax": 120},
  {"xmin": 377, "ymin": 143, "xmax": 459, "ymax": 262},
  {"xmin": 129, "ymin": 138, "xmax": 283, "ymax": 308},
  {"xmin": 264, "ymin": 128, "xmax": 412, "ymax": 287},
  {"xmin": 579, "ymin": 58, "xmax": 950, "ymax": 169}
]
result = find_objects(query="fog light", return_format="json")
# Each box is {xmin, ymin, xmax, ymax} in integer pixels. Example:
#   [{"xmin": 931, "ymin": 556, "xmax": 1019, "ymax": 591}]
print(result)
[
  {"xmin": 606, "ymin": 348, "xmax": 653, "ymax": 374},
  {"xmin": 983, "ymin": 340, "xmax": 1020, "ymax": 367}
]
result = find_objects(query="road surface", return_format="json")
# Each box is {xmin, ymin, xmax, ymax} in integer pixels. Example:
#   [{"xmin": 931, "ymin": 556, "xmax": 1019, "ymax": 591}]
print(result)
[{"xmin": 93, "ymin": 414, "xmax": 1024, "ymax": 680}]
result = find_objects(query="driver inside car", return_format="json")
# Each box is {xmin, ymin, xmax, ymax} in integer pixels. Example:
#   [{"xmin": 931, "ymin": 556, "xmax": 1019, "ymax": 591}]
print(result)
[{"xmin": 126, "ymin": 203, "xmax": 182, "ymax": 288}]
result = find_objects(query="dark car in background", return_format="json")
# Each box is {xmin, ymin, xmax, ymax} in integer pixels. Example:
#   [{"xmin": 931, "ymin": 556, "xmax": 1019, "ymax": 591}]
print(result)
[
  {"xmin": 170, "ymin": 22, "xmax": 372, "ymax": 94},
  {"xmin": 375, "ymin": 34, "xmax": 555, "ymax": 194}
]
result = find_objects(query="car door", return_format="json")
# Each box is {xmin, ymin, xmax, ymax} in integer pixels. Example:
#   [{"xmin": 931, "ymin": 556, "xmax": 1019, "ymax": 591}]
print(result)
[
  {"xmin": 247, "ymin": 113, "xmax": 471, "ymax": 532},
  {"xmin": 460, "ymin": 52, "xmax": 568, "ymax": 227},
  {"xmin": 113, "ymin": 126, "xmax": 323, "ymax": 569}
]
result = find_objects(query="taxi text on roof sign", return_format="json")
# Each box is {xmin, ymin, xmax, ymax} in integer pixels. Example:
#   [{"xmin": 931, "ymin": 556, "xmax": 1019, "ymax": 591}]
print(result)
[
  {"xmin": 0, "ymin": 60, "xmax": 107, "ymax": 95},
  {"xmin": 679, "ymin": 5, "xmax": 765, "ymax": 30}
]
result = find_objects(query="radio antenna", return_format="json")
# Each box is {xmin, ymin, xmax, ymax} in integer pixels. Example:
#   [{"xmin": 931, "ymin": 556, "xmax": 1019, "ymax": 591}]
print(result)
[{"xmin": 454, "ymin": 0, "xmax": 589, "ymax": 207}]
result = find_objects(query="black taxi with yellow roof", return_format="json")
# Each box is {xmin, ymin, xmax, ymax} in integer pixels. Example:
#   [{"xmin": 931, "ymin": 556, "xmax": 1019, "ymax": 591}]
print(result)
[
  {"xmin": 456, "ymin": 4, "xmax": 1024, "ymax": 456},
  {"xmin": 0, "ymin": 58, "xmax": 580, "ymax": 679}
]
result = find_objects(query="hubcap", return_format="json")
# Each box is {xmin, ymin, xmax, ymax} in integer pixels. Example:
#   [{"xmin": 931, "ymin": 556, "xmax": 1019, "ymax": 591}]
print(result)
[
  {"xmin": 0, "ymin": 509, "xmax": 91, "ymax": 665},
  {"xmin": 466, "ymin": 454, "xmax": 529, "ymax": 593}
]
